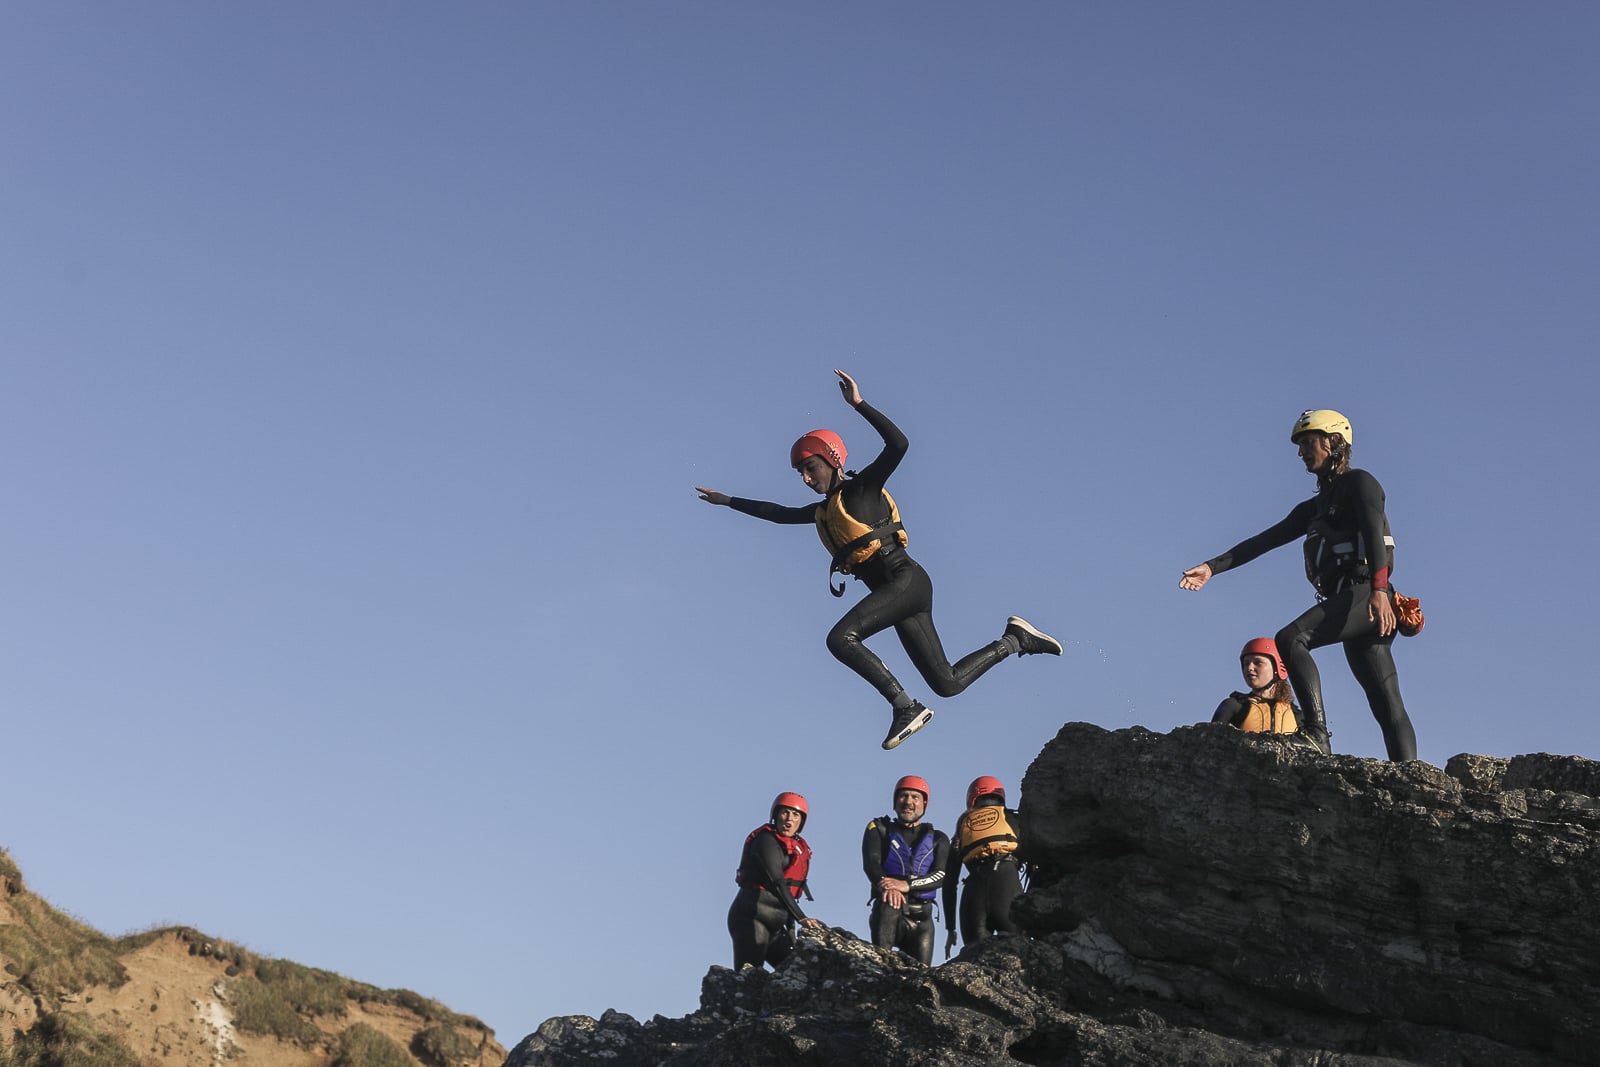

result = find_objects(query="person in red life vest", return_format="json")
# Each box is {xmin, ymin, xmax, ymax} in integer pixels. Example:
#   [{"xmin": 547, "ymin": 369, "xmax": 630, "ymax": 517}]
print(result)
[
  {"xmin": 1210, "ymin": 638, "xmax": 1309, "ymax": 742},
  {"xmin": 1180, "ymin": 409, "xmax": 1417, "ymax": 761},
  {"xmin": 943, "ymin": 775, "xmax": 1024, "ymax": 959},
  {"xmin": 862, "ymin": 775, "xmax": 949, "ymax": 965},
  {"xmin": 697, "ymin": 369, "xmax": 1062, "ymax": 751},
  {"xmin": 728, "ymin": 792, "xmax": 825, "ymax": 970}
]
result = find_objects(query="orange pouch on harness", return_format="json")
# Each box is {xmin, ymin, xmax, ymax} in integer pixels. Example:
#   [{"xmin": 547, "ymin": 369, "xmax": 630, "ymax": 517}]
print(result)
[{"xmin": 1392, "ymin": 592, "xmax": 1424, "ymax": 637}]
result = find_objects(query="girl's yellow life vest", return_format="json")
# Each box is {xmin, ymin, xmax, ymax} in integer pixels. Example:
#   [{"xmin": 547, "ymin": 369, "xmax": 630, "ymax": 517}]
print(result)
[
  {"xmin": 814, "ymin": 488, "xmax": 909, "ymax": 573},
  {"xmin": 955, "ymin": 805, "xmax": 1020, "ymax": 864},
  {"xmin": 1236, "ymin": 694, "xmax": 1299, "ymax": 735}
]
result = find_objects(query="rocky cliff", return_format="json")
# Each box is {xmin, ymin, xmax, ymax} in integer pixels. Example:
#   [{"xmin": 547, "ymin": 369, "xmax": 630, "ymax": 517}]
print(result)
[{"xmin": 507, "ymin": 723, "xmax": 1600, "ymax": 1066}]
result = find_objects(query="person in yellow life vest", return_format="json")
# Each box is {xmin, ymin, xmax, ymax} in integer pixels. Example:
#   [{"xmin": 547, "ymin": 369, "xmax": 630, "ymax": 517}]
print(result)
[
  {"xmin": 1210, "ymin": 638, "xmax": 1304, "ymax": 737},
  {"xmin": 942, "ymin": 776, "xmax": 1024, "ymax": 959},
  {"xmin": 697, "ymin": 370, "xmax": 1062, "ymax": 751},
  {"xmin": 728, "ymin": 792, "xmax": 825, "ymax": 970}
]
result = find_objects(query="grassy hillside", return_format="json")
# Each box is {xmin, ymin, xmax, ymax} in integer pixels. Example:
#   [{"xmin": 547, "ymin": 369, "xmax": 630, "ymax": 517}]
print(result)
[{"xmin": 0, "ymin": 849, "xmax": 504, "ymax": 1067}]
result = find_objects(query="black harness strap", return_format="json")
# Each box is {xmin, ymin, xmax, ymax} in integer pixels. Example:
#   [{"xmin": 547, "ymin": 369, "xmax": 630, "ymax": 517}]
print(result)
[{"xmin": 827, "ymin": 521, "xmax": 905, "ymax": 597}]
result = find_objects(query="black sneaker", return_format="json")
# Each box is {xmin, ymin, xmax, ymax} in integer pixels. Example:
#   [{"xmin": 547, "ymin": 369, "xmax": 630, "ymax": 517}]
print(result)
[
  {"xmin": 881, "ymin": 701, "xmax": 934, "ymax": 750},
  {"xmin": 1005, "ymin": 616, "xmax": 1062, "ymax": 656}
]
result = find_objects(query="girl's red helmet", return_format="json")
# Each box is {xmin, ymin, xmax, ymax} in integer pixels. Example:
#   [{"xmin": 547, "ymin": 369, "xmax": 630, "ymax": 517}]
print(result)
[
  {"xmin": 1240, "ymin": 638, "xmax": 1288, "ymax": 681},
  {"xmin": 791, "ymin": 429, "xmax": 847, "ymax": 471},
  {"xmin": 770, "ymin": 791, "xmax": 808, "ymax": 831},
  {"xmin": 894, "ymin": 775, "xmax": 931, "ymax": 803},
  {"xmin": 967, "ymin": 775, "xmax": 1006, "ymax": 808}
]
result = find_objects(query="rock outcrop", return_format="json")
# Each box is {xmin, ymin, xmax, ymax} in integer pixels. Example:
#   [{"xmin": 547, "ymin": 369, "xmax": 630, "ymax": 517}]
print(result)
[{"xmin": 508, "ymin": 723, "xmax": 1600, "ymax": 1066}]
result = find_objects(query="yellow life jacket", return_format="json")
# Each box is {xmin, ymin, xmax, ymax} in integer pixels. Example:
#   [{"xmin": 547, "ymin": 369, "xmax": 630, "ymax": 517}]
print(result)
[
  {"xmin": 814, "ymin": 488, "xmax": 908, "ymax": 573},
  {"xmin": 1235, "ymin": 694, "xmax": 1299, "ymax": 735},
  {"xmin": 955, "ymin": 805, "xmax": 1020, "ymax": 864}
]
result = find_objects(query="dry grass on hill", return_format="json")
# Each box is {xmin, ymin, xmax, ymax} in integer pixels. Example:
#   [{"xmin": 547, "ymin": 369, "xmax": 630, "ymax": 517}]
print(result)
[{"xmin": 0, "ymin": 849, "xmax": 505, "ymax": 1067}]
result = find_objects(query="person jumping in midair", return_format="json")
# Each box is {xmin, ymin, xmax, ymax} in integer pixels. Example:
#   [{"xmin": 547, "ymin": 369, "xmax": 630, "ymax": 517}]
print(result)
[{"xmin": 697, "ymin": 370, "xmax": 1062, "ymax": 750}]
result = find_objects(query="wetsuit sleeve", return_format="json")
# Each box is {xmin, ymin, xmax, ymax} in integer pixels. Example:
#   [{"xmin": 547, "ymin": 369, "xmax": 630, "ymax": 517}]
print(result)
[
  {"xmin": 849, "ymin": 402, "xmax": 909, "ymax": 489},
  {"xmin": 1203, "ymin": 499, "xmax": 1316, "ymax": 575},
  {"xmin": 753, "ymin": 831, "xmax": 809, "ymax": 923},
  {"xmin": 1345, "ymin": 470, "xmax": 1390, "ymax": 584},
  {"xmin": 1212, "ymin": 694, "xmax": 1245, "ymax": 725},
  {"xmin": 942, "ymin": 820, "xmax": 963, "ymax": 927},
  {"xmin": 908, "ymin": 831, "xmax": 951, "ymax": 895},
  {"xmin": 726, "ymin": 497, "xmax": 817, "ymax": 525},
  {"xmin": 862, "ymin": 820, "xmax": 887, "ymax": 883}
]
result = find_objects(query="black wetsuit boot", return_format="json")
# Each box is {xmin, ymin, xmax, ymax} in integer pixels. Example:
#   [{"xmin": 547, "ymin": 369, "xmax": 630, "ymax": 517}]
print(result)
[{"xmin": 1299, "ymin": 698, "xmax": 1331, "ymax": 755}]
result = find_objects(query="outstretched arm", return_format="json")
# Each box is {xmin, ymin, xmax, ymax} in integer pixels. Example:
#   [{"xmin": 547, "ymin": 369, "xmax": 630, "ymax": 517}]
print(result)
[
  {"xmin": 696, "ymin": 488, "xmax": 815, "ymax": 524},
  {"xmin": 1179, "ymin": 500, "xmax": 1316, "ymax": 590}
]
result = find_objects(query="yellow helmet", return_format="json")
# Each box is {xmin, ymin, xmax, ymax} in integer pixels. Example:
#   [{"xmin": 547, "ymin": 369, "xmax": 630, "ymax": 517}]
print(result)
[{"xmin": 1290, "ymin": 409, "xmax": 1352, "ymax": 446}]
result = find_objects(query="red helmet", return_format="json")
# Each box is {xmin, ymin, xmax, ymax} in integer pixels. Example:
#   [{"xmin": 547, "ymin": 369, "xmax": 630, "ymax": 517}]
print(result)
[
  {"xmin": 790, "ymin": 429, "xmax": 847, "ymax": 470},
  {"xmin": 966, "ymin": 775, "xmax": 1006, "ymax": 808},
  {"xmin": 770, "ymin": 791, "xmax": 808, "ymax": 831},
  {"xmin": 1240, "ymin": 638, "xmax": 1288, "ymax": 681},
  {"xmin": 894, "ymin": 775, "xmax": 930, "ymax": 804}
]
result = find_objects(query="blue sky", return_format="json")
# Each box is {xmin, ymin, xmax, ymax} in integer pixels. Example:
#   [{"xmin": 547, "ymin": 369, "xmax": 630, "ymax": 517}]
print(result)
[{"xmin": 4, "ymin": 1, "xmax": 1597, "ymax": 1046}]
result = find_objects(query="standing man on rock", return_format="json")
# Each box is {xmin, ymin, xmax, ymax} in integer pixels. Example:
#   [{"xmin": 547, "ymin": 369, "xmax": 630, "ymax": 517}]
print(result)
[{"xmin": 862, "ymin": 775, "xmax": 950, "ymax": 965}]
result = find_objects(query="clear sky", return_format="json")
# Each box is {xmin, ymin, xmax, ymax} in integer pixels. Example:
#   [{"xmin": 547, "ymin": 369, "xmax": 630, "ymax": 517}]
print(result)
[{"xmin": 4, "ymin": 1, "xmax": 1597, "ymax": 1048}]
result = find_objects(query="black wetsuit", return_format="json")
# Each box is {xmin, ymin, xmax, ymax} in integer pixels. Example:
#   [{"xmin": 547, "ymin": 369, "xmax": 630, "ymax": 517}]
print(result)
[
  {"xmin": 943, "ymin": 799, "xmax": 1024, "ymax": 946},
  {"xmin": 728, "ymin": 401, "xmax": 1011, "ymax": 705},
  {"xmin": 862, "ymin": 817, "xmax": 950, "ymax": 965},
  {"xmin": 727, "ymin": 829, "xmax": 811, "ymax": 970},
  {"xmin": 1202, "ymin": 468, "xmax": 1416, "ymax": 761}
]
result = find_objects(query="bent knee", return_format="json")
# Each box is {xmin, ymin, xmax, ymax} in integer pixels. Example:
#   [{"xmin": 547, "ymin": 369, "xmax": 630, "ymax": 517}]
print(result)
[
  {"xmin": 1274, "ymin": 625, "xmax": 1311, "ymax": 652},
  {"xmin": 825, "ymin": 626, "xmax": 860, "ymax": 661}
]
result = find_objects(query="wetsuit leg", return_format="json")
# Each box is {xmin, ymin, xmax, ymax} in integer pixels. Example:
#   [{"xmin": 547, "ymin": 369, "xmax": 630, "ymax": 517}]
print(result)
[
  {"xmin": 899, "ymin": 903, "xmax": 935, "ymax": 965},
  {"xmin": 827, "ymin": 549, "xmax": 1011, "ymax": 702},
  {"xmin": 826, "ymin": 559, "xmax": 931, "ymax": 702},
  {"xmin": 1343, "ymin": 636, "xmax": 1416, "ymax": 761},
  {"xmin": 958, "ymin": 864, "xmax": 1023, "ymax": 942},
  {"xmin": 958, "ymin": 876, "xmax": 986, "ymax": 944},
  {"xmin": 870, "ymin": 899, "xmax": 903, "ymax": 949},
  {"xmin": 874, "ymin": 550, "xmax": 1008, "ymax": 699},
  {"xmin": 1275, "ymin": 599, "xmax": 1337, "ymax": 723},
  {"xmin": 1277, "ymin": 586, "xmax": 1416, "ymax": 760},
  {"xmin": 987, "ymin": 862, "xmax": 1023, "ymax": 934},
  {"xmin": 895, "ymin": 609, "xmax": 1011, "ymax": 699},
  {"xmin": 728, "ymin": 888, "xmax": 793, "ymax": 969}
]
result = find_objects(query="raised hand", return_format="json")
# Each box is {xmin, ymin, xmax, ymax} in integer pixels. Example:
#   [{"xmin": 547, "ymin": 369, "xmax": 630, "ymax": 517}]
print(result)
[{"xmin": 835, "ymin": 368, "xmax": 863, "ymax": 407}]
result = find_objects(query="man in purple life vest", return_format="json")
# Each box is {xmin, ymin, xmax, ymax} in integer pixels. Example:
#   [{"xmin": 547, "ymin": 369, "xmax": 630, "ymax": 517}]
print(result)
[{"xmin": 861, "ymin": 774, "xmax": 951, "ymax": 965}]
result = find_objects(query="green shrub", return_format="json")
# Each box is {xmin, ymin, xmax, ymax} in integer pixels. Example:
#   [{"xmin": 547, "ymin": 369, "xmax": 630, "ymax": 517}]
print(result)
[
  {"xmin": 226, "ymin": 975, "xmax": 324, "ymax": 1045},
  {"xmin": 0, "ymin": 893, "xmax": 125, "ymax": 997},
  {"xmin": 0, "ymin": 849, "xmax": 23, "ymax": 890},
  {"xmin": 412, "ymin": 1023, "xmax": 480, "ymax": 1066},
  {"xmin": 253, "ymin": 958, "xmax": 352, "ymax": 1016},
  {"xmin": 0, "ymin": 1011, "xmax": 142, "ymax": 1067},
  {"xmin": 330, "ymin": 1023, "xmax": 412, "ymax": 1067}
]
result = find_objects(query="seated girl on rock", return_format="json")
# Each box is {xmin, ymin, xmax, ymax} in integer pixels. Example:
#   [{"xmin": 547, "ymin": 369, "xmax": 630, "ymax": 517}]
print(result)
[{"xmin": 1211, "ymin": 638, "xmax": 1305, "ymax": 739}]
